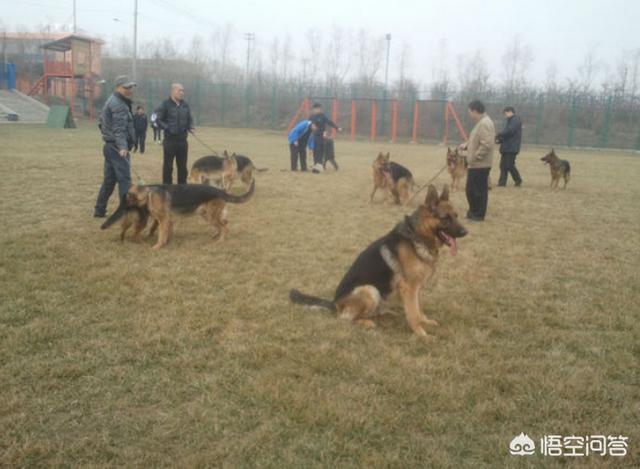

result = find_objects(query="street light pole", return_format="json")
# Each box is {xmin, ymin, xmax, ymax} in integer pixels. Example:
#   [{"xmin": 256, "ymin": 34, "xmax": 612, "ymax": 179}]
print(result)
[
  {"xmin": 244, "ymin": 32, "xmax": 255, "ymax": 82},
  {"xmin": 132, "ymin": 0, "xmax": 138, "ymax": 81},
  {"xmin": 381, "ymin": 33, "xmax": 391, "ymax": 138},
  {"xmin": 73, "ymin": 0, "xmax": 77, "ymax": 33}
]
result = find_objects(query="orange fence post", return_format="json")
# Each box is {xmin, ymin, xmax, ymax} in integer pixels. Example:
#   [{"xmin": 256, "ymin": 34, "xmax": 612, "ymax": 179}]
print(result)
[
  {"xmin": 391, "ymin": 99, "xmax": 398, "ymax": 143},
  {"xmin": 331, "ymin": 98, "xmax": 338, "ymax": 138},
  {"xmin": 370, "ymin": 100, "xmax": 377, "ymax": 141},
  {"xmin": 447, "ymin": 102, "xmax": 468, "ymax": 141},
  {"xmin": 350, "ymin": 99, "xmax": 357, "ymax": 140},
  {"xmin": 411, "ymin": 100, "xmax": 419, "ymax": 143}
]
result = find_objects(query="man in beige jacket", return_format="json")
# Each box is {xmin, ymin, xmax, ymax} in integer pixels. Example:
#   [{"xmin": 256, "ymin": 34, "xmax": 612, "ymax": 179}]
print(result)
[{"xmin": 459, "ymin": 100, "xmax": 495, "ymax": 221}]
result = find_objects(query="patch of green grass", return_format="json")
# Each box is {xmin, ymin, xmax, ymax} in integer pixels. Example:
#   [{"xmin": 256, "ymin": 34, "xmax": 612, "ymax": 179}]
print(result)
[{"xmin": 1, "ymin": 124, "xmax": 639, "ymax": 467}]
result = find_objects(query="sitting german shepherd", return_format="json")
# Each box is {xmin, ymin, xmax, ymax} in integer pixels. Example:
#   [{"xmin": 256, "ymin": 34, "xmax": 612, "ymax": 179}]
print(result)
[
  {"xmin": 446, "ymin": 147, "xmax": 467, "ymax": 191},
  {"xmin": 541, "ymin": 149, "xmax": 571, "ymax": 189},
  {"xmin": 290, "ymin": 184, "xmax": 467, "ymax": 337},
  {"xmin": 101, "ymin": 181, "xmax": 255, "ymax": 249},
  {"xmin": 370, "ymin": 152, "xmax": 415, "ymax": 205}
]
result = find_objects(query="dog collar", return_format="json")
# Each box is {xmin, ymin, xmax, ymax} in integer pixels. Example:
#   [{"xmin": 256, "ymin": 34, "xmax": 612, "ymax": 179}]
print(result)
[{"xmin": 396, "ymin": 214, "xmax": 438, "ymax": 263}]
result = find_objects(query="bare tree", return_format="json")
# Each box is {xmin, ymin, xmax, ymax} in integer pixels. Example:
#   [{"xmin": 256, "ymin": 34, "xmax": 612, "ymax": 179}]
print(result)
[
  {"xmin": 457, "ymin": 50, "xmax": 491, "ymax": 97},
  {"xmin": 396, "ymin": 41, "xmax": 412, "ymax": 92},
  {"xmin": 281, "ymin": 35, "xmax": 293, "ymax": 82},
  {"xmin": 356, "ymin": 29, "xmax": 384, "ymax": 88},
  {"xmin": 210, "ymin": 23, "xmax": 234, "ymax": 82},
  {"xmin": 501, "ymin": 35, "xmax": 533, "ymax": 96},
  {"xmin": 305, "ymin": 29, "xmax": 322, "ymax": 82},
  {"xmin": 268, "ymin": 36, "xmax": 280, "ymax": 80},
  {"xmin": 545, "ymin": 61, "xmax": 559, "ymax": 94},
  {"xmin": 578, "ymin": 46, "xmax": 603, "ymax": 93},
  {"xmin": 324, "ymin": 24, "xmax": 350, "ymax": 91},
  {"xmin": 430, "ymin": 38, "xmax": 452, "ymax": 99}
]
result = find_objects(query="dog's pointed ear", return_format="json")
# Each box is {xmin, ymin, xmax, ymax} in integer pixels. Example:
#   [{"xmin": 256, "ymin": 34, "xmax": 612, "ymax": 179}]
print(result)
[
  {"xmin": 440, "ymin": 184, "xmax": 450, "ymax": 201},
  {"xmin": 385, "ymin": 152, "xmax": 390, "ymax": 158},
  {"xmin": 424, "ymin": 184, "xmax": 439, "ymax": 212},
  {"xmin": 550, "ymin": 148, "xmax": 555, "ymax": 155},
  {"xmin": 447, "ymin": 146, "xmax": 452, "ymax": 154},
  {"xmin": 223, "ymin": 150, "xmax": 229, "ymax": 157}
]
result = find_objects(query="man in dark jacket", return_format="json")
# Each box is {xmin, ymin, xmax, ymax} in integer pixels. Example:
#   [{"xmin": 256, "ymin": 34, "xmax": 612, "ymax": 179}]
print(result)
[
  {"xmin": 94, "ymin": 75, "xmax": 136, "ymax": 218},
  {"xmin": 132, "ymin": 105, "xmax": 148, "ymax": 154},
  {"xmin": 156, "ymin": 83, "xmax": 194, "ymax": 184},
  {"xmin": 495, "ymin": 106, "xmax": 523, "ymax": 187},
  {"xmin": 309, "ymin": 102, "xmax": 341, "ymax": 172}
]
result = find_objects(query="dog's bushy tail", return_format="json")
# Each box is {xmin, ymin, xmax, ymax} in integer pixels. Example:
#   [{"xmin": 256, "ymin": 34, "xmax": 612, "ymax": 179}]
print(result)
[
  {"xmin": 100, "ymin": 198, "xmax": 127, "ymax": 230},
  {"xmin": 221, "ymin": 179, "xmax": 255, "ymax": 203},
  {"xmin": 289, "ymin": 289, "xmax": 336, "ymax": 312}
]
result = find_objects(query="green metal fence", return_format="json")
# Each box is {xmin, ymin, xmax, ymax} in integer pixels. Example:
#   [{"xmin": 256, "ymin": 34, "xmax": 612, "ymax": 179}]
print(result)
[{"xmin": 97, "ymin": 79, "xmax": 640, "ymax": 151}]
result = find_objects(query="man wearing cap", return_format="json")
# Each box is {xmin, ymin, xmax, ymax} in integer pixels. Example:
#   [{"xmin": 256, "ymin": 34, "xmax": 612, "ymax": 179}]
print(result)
[
  {"xmin": 495, "ymin": 106, "xmax": 523, "ymax": 187},
  {"xmin": 94, "ymin": 75, "xmax": 136, "ymax": 218},
  {"xmin": 155, "ymin": 83, "xmax": 194, "ymax": 184}
]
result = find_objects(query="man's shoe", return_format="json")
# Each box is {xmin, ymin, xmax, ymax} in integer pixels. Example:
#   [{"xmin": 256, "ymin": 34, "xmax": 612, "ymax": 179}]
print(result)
[
  {"xmin": 94, "ymin": 212, "xmax": 106, "ymax": 218},
  {"xmin": 515, "ymin": 181, "xmax": 523, "ymax": 187}
]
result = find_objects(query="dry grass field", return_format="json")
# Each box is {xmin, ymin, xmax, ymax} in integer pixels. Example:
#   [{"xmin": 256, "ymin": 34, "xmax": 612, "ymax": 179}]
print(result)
[{"xmin": 1, "ymin": 124, "xmax": 639, "ymax": 467}]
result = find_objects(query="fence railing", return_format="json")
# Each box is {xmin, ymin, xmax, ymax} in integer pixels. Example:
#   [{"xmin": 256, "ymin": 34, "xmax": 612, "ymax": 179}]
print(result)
[{"xmin": 90, "ymin": 79, "xmax": 640, "ymax": 151}]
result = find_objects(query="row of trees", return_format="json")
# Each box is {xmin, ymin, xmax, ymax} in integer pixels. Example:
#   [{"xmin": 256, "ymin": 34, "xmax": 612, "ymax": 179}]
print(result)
[{"xmin": 104, "ymin": 25, "xmax": 640, "ymax": 106}]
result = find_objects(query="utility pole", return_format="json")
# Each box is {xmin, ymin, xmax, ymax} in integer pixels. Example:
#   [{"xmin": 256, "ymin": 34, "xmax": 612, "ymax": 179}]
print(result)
[
  {"xmin": 381, "ymin": 33, "xmax": 392, "ymax": 138},
  {"xmin": 244, "ymin": 32, "xmax": 255, "ymax": 82},
  {"xmin": 73, "ymin": 0, "xmax": 77, "ymax": 33},
  {"xmin": 132, "ymin": 0, "xmax": 138, "ymax": 81}
]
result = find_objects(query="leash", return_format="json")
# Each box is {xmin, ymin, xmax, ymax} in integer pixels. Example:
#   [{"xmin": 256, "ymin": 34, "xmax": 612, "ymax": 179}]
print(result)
[
  {"xmin": 189, "ymin": 130, "xmax": 219, "ymax": 155},
  {"xmin": 408, "ymin": 163, "xmax": 449, "ymax": 203}
]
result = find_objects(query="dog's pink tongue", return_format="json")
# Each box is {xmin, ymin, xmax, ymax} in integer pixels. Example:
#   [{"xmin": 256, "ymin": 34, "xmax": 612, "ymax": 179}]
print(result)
[{"xmin": 449, "ymin": 237, "xmax": 458, "ymax": 256}]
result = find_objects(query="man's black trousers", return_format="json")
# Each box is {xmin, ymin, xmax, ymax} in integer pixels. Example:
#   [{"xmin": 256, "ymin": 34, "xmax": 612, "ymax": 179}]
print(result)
[
  {"xmin": 289, "ymin": 143, "xmax": 308, "ymax": 171},
  {"xmin": 466, "ymin": 167, "xmax": 491, "ymax": 220},
  {"xmin": 498, "ymin": 152, "xmax": 522, "ymax": 186},
  {"xmin": 163, "ymin": 137, "xmax": 189, "ymax": 184}
]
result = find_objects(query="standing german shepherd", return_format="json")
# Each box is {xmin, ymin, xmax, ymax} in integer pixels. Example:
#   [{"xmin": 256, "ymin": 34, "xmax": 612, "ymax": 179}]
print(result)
[
  {"xmin": 290, "ymin": 184, "xmax": 467, "ymax": 337},
  {"xmin": 541, "ymin": 149, "xmax": 571, "ymax": 189},
  {"xmin": 189, "ymin": 151, "xmax": 237, "ymax": 190},
  {"xmin": 370, "ymin": 152, "xmax": 415, "ymax": 205},
  {"xmin": 446, "ymin": 147, "xmax": 467, "ymax": 191},
  {"xmin": 101, "ymin": 181, "xmax": 255, "ymax": 249}
]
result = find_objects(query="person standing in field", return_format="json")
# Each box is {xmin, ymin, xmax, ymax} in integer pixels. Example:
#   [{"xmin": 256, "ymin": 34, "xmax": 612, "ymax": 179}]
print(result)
[
  {"xmin": 495, "ymin": 106, "xmax": 523, "ymax": 187},
  {"xmin": 156, "ymin": 83, "xmax": 194, "ymax": 184},
  {"xmin": 132, "ymin": 105, "xmax": 148, "ymax": 154},
  {"xmin": 288, "ymin": 119, "xmax": 315, "ymax": 171},
  {"xmin": 150, "ymin": 111, "xmax": 162, "ymax": 144},
  {"xmin": 458, "ymin": 100, "xmax": 495, "ymax": 222},
  {"xmin": 309, "ymin": 102, "xmax": 341, "ymax": 173},
  {"xmin": 94, "ymin": 75, "xmax": 136, "ymax": 218}
]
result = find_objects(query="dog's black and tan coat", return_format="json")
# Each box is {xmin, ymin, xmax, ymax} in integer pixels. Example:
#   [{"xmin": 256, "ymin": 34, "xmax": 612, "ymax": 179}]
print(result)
[
  {"xmin": 189, "ymin": 151, "xmax": 267, "ymax": 190},
  {"xmin": 291, "ymin": 184, "xmax": 467, "ymax": 336},
  {"xmin": 102, "ymin": 181, "xmax": 255, "ymax": 248},
  {"xmin": 540, "ymin": 149, "xmax": 571, "ymax": 189},
  {"xmin": 370, "ymin": 152, "xmax": 415, "ymax": 205}
]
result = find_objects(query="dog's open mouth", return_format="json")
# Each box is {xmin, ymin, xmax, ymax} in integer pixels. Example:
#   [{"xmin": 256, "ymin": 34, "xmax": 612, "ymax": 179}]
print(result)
[{"xmin": 437, "ymin": 230, "xmax": 458, "ymax": 256}]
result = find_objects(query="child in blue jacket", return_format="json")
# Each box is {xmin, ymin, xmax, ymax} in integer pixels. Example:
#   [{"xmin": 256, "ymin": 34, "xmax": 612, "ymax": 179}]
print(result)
[{"xmin": 288, "ymin": 120, "xmax": 315, "ymax": 171}]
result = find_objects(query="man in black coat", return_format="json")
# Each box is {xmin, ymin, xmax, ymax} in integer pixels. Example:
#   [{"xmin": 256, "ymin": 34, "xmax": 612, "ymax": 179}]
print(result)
[
  {"xmin": 132, "ymin": 105, "xmax": 148, "ymax": 154},
  {"xmin": 94, "ymin": 75, "xmax": 136, "ymax": 218},
  {"xmin": 309, "ymin": 102, "xmax": 341, "ymax": 172},
  {"xmin": 495, "ymin": 106, "xmax": 523, "ymax": 187},
  {"xmin": 156, "ymin": 83, "xmax": 194, "ymax": 184}
]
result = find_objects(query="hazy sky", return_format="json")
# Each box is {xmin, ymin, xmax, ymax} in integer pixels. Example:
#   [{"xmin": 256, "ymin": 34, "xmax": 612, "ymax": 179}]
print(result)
[{"xmin": 6, "ymin": 0, "xmax": 640, "ymax": 87}]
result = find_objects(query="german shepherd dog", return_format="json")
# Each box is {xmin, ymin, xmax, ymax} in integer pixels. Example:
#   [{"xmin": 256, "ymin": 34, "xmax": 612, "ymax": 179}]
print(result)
[
  {"xmin": 541, "ymin": 149, "xmax": 571, "ymax": 189},
  {"xmin": 234, "ymin": 154, "xmax": 268, "ymax": 188},
  {"xmin": 446, "ymin": 147, "xmax": 467, "ymax": 191},
  {"xmin": 189, "ymin": 150, "xmax": 237, "ymax": 190},
  {"xmin": 101, "ymin": 181, "xmax": 255, "ymax": 249},
  {"xmin": 370, "ymin": 152, "xmax": 415, "ymax": 205},
  {"xmin": 290, "ymin": 184, "xmax": 467, "ymax": 337}
]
